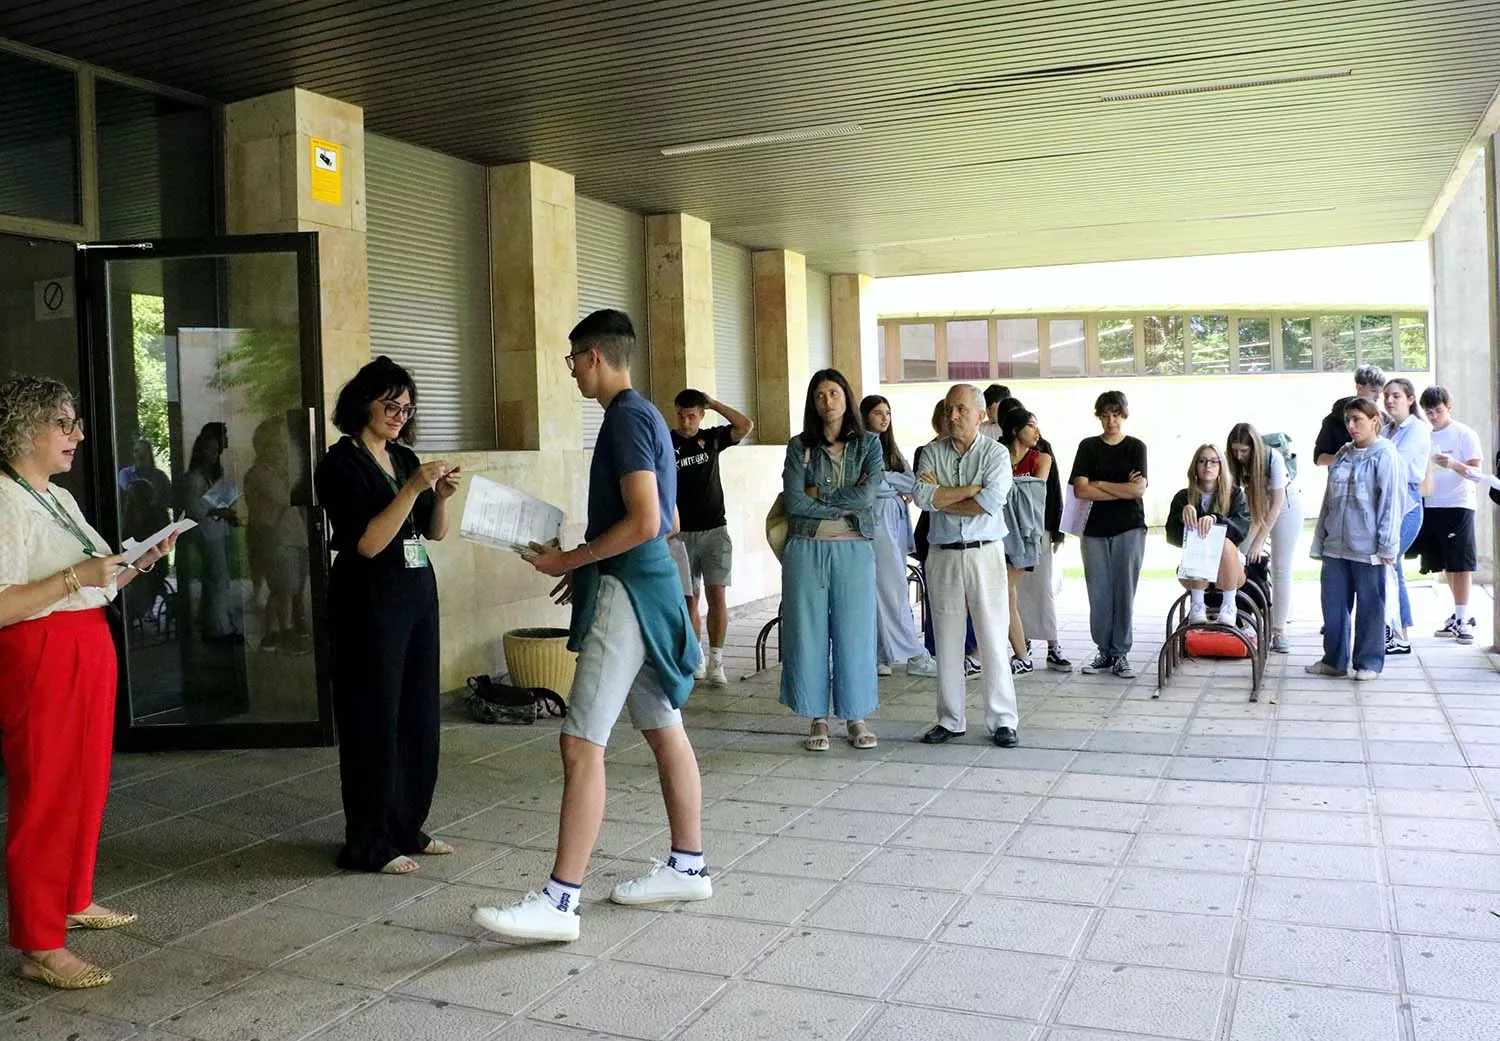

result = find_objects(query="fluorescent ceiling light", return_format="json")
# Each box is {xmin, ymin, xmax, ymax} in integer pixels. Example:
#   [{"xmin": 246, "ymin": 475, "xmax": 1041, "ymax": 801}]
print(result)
[
  {"xmin": 1102, "ymin": 68, "xmax": 1351, "ymax": 102},
  {"xmin": 660, "ymin": 123, "xmax": 863, "ymax": 157}
]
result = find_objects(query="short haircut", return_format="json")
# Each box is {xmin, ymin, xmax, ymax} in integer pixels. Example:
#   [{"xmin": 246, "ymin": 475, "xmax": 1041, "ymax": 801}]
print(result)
[
  {"xmin": 1343, "ymin": 397, "xmax": 1380, "ymax": 421},
  {"xmin": 983, "ymin": 384, "xmax": 1012, "ymax": 407},
  {"xmin": 570, "ymin": 309, "xmax": 635, "ymax": 369},
  {"xmin": 800, "ymin": 368, "xmax": 863, "ymax": 446},
  {"xmin": 1419, "ymin": 385, "xmax": 1452, "ymax": 410},
  {"xmin": 674, "ymin": 388, "xmax": 708, "ymax": 409},
  {"xmin": 0, "ymin": 373, "xmax": 73, "ymax": 463},
  {"xmin": 332, "ymin": 355, "xmax": 419, "ymax": 444},
  {"xmin": 1354, "ymin": 363, "xmax": 1386, "ymax": 390},
  {"xmin": 1094, "ymin": 390, "xmax": 1129, "ymax": 418}
]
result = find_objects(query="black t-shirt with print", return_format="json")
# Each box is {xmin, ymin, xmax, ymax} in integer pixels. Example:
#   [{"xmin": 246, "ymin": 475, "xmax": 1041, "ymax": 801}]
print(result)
[
  {"xmin": 1068, "ymin": 435, "xmax": 1148, "ymax": 538},
  {"xmin": 671, "ymin": 425, "xmax": 738, "ymax": 531}
]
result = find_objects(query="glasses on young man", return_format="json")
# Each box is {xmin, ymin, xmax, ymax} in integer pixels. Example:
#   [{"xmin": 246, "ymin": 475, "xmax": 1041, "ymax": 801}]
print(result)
[
  {"xmin": 564, "ymin": 347, "xmax": 592, "ymax": 373},
  {"xmin": 381, "ymin": 401, "xmax": 418, "ymax": 420},
  {"xmin": 52, "ymin": 414, "xmax": 84, "ymax": 436}
]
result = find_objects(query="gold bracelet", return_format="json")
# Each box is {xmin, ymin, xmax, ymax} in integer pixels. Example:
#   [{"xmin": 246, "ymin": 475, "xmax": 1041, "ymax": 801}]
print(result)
[
  {"xmin": 62, "ymin": 566, "xmax": 81, "ymax": 595},
  {"xmin": 583, "ymin": 543, "xmax": 599, "ymax": 562}
]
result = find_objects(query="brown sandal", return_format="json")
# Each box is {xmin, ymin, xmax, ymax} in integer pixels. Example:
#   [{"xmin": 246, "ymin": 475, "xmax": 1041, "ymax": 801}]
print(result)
[
  {"xmin": 804, "ymin": 719, "xmax": 830, "ymax": 752},
  {"xmin": 847, "ymin": 720, "xmax": 878, "ymax": 750}
]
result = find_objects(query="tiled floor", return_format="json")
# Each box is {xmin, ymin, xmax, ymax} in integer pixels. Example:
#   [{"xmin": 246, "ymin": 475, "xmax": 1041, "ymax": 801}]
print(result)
[{"xmin": 3, "ymin": 575, "xmax": 1500, "ymax": 1041}]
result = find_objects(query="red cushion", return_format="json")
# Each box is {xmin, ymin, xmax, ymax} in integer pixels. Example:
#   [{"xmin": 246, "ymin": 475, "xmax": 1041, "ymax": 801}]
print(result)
[{"xmin": 1184, "ymin": 629, "xmax": 1252, "ymax": 659}]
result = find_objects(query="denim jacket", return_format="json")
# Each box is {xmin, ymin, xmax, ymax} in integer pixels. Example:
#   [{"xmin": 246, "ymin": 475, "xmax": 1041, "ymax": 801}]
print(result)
[
  {"xmin": 1311, "ymin": 439, "xmax": 1401, "ymax": 564},
  {"xmin": 782, "ymin": 433, "xmax": 882, "ymax": 541}
]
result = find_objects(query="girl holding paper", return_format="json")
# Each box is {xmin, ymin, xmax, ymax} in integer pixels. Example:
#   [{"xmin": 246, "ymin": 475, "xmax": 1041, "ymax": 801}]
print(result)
[
  {"xmin": 1165, "ymin": 444, "xmax": 1251, "ymax": 627},
  {"xmin": 314, "ymin": 356, "xmax": 461, "ymax": 875},
  {"xmin": 0, "ymin": 374, "xmax": 178, "ymax": 989}
]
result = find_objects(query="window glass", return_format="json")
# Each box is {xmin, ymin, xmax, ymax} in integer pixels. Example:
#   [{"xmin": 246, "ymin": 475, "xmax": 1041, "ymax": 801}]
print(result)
[
  {"xmin": 1237, "ymin": 317, "xmax": 1272, "ymax": 373},
  {"xmin": 1318, "ymin": 315, "xmax": 1356, "ymax": 371},
  {"xmin": 97, "ymin": 80, "xmax": 216, "ymax": 239},
  {"xmin": 1358, "ymin": 314, "xmax": 1395, "ymax": 372},
  {"xmin": 1189, "ymin": 315, "xmax": 1229, "ymax": 374},
  {"xmin": 1098, "ymin": 318, "xmax": 1135, "ymax": 376},
  {"xmin": 1141, "ymin": 315, "xmax": 1184, "ymax": 375},
  {"xmin": 996, "ymin": 318, "xmax": 1040, "ymax": 379},
  {"xmin": 0, "ymin": 51, "xmax": 79, "ymax": 224},
  {"xmin": 945, "ymin": 319, "xmax": 989, "ymax": 380},
  {"xmin": 1047, "ymin": 319, "xmax": 1084, "ymax": 376},
  {"xmin": 899, "ymin": 323, "xmax": 937, "ymax": 381},
  {"xmin": 879, "ymin": 323, "xmax": 893, "ymax": 379},
  {"xmin": 1280, "ymin": 318, "xmax": 1313, "ymax": 370},
  {"xmin": 1398, "ymin": 315, "xmax": 1429, "ymax": 370}
]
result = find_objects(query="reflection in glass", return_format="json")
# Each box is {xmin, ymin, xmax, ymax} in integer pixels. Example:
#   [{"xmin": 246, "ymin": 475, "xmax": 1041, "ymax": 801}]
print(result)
[
  {"xmin": 900, "ymin": 323, "xmax": 937, "ymax": 381},
  {"xmin": 96, "ymin": 80, "xmax": 215, "ymax": 240},
  {"xmin": 945, "ymin": 320, "xmax": 988, "ymax": 380},
  {"xmin": 1358, "ymin": 314, "xmax": 1395, "ymax": 372},
  {"xmin": 1237, "ymin": 318, "xmax": 1272, "ymax": 373},
  {"xmin": 1142, "ymin": 315, "xmax": 1185, "ymax": 375},
  {"xmin": 1189, "ymin": 315, "xmax": 1230, "ymax": 374},
  {"xmin": 1047, "ymin": 320, "xmax": 1085, "ymax": 376},
  {"xmin": 1281, "ymin": 317, "xmax": 1314, "ymax": 370},
  {"xmin": 996, "ymin": 319, "xmax": 1039, "ymax": 379},
  {"xmin": 1098, "ymin": 318, "xmax": 1135, "ymax": 375},
  {"xmin": 1318, "ymin": 315, "xmax": 1356, "ymax": 372},
  {"xmin": 104, "ymin": 253, "xmax": 317, "ymax": 727}
]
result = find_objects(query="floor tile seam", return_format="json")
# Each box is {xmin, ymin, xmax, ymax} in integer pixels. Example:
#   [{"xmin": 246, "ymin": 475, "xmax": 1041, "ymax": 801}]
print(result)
[
  {"xmin": 523, "ymin": 946, "xmax": 738, "ymax": 1041},
  {"xmin": 170, "ymin": 902, "xmax": 373, "ymax": 974}
]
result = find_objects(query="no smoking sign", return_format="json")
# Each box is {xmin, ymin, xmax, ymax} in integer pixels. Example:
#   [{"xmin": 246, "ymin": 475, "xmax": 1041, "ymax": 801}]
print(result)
[{"xmin": 34, "ymin": 277, "xmax": 74, "ymax": 321}]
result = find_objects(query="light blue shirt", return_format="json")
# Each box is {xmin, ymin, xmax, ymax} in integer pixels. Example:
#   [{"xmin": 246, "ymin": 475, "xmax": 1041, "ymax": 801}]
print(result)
[
  {"xmin": 912, "ymin": 434, "xmax": 1012, "ymax": 545},
  {"xmin": 1382, "ymin": 413, "xmax": 1430, "ymax": 515}
]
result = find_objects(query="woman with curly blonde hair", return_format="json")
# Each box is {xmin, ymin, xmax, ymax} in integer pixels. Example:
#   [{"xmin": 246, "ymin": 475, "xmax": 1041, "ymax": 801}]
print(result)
[{"xmin": 0, "ymin": 374, "xmax": 178, "ymax": 989}]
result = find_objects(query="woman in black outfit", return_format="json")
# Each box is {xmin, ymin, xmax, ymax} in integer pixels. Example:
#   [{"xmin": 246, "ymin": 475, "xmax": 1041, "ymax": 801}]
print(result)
[{"xmin": 314, "ymin": 356, "xmax": 461, "ymax": 874}]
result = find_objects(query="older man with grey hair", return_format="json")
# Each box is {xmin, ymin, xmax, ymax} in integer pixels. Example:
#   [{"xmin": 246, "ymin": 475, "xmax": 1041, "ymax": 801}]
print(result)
[
  {"xmin": 911, "ymin": 384, "xmax": 1019, "ymax": 748},
  {"xmin": 1314, "ymin": 363, "xmax": 1387, "ymax": 466}
]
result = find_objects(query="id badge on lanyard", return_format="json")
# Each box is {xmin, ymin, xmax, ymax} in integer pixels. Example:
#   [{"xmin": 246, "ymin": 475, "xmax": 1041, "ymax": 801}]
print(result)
[{"xmin": 402, "ymin": 537, "xmax": 429, "ymax": 569}]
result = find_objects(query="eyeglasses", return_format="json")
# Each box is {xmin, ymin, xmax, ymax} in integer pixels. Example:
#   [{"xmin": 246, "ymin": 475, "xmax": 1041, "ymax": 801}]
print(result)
[
  {"xmin": 564, "ymin": 347, "xmax": 593, "ymax": 373},
  {"xmin": 381, "ymin": 401, "xmax": 417, "ymax": 420},
  {"xmin": 1197, "ymin": 457, "xmax": 1221, "ymax": 468},
  {"xmin": 52, "ymin": 414, "xmax": 84, "ymax": 436}
]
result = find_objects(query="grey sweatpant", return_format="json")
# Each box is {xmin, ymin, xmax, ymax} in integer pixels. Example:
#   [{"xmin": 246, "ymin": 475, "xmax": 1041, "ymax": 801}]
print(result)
[{"xmin": 1080, "ymin": 528, "xmax": 1146, "ymax": 659}]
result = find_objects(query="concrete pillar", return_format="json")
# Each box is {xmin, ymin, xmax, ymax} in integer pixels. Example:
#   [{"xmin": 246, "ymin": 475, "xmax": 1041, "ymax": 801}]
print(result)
[
  {"xmin": 223, "ymin": 88, "xmax": 369, "ymax": 417},
  {"xmin": 752, "ymin": 249, "xmax": 808, "ymax": 445},
  {"xmin": 489, "ymin": 162, "xmax": 579, "ymax": 452},
  {"xmin": 645, "ymin": 213, "xmax": 714, "ymax": 415},
  {"xmin": 830, "ymin": 273, "xmax": 880, "ymax": 402}
]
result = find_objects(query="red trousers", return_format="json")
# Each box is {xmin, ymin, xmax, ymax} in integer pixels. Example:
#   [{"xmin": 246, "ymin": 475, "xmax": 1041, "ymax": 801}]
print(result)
[{"xmin": 0, "ymin": 608, "xmax": 117, "ymax": 951}]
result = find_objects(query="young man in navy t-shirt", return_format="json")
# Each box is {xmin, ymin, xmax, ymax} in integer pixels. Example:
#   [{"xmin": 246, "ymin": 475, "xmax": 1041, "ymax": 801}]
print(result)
[{"xmin": 474, "ymin": 310, "xmax": 710, "ymax": 942}]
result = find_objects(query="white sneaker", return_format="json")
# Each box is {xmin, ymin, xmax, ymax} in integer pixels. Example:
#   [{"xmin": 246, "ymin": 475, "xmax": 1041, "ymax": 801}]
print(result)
[
  {"xmin": 1187, "ymin": 604, "xmax": 1208, "ymax": 625},
  {"xmin": 707, "ymin": 662, "xmax": 728, "ymax": 686},
  {"xmin": 609, "ymin": 860, "xmax": 713, "ymax": 906},
  {"xmin": 906, "ymin": 652, "xmax": 938, "ymax": 677},
  {"xmin": 693, "ymin": 659, "xmax": 707, "ymax": 680},
  {"xmin": 472, "ymin": 892, "xmax": 580, "ymax": 941},
  {"xmin": 1352, "ymin": 668, "xmax": 1379, "ymax": 681},
  {"xmin": 877, "ymin": 663, "xmax": 893, "ymax": 677},
  {"xmin": 1217, "ymin": 604, "xmax": 1237, "ymax": 628}
]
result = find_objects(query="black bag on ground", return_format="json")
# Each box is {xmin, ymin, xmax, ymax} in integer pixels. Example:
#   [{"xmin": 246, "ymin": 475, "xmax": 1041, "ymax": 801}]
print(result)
[{"xmin": 464, "ymin": 675, "xmax": 567, "ymax": 725}]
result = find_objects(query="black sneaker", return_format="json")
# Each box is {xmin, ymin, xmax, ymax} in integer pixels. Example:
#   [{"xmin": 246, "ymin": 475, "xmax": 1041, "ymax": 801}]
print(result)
[
  {"xmin": 1386, "ymin": 629, "xmax": 1412, "ymax": 655},
  {"xmin": 1046, "ymin": 648, "xmax": 1072, "ymax": 672},
  {"xmin": 1111, "ymin": 656, "xmax": 1136, "ymax": 679},
  {"xmin": 963, "ymin": 656, "xmax": 982, "ymax": 676},
  {"xmin": 1457, "ymin": 618, "xmax": 1477, "ymax": 645},
  {"xmin": 1010, "ymin": 656, "xmax": 1033, "ymax": 675},
  {"xmin": 1080, "ymin": 652, "xmax": 1114, "ymax": 675}
]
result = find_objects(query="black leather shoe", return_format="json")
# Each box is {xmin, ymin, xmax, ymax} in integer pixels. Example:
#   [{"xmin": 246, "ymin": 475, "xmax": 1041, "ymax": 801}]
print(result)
[
  {"xmin": 992, "ymin": 727, "xmax": 1019, "ymax": 748},
  {"xmin": 920, "ymin": 724, "xmax": 964, "ymax": 744}
]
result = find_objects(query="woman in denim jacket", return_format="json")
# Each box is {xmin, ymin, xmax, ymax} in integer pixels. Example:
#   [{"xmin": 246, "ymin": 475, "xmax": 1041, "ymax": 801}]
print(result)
[
  {"xmin": 1308, "ymin": 398, "xmax": 1402, "ymax": 680},
  {"xmin": 780, "ymin": 369, "xmax": 883, "ymax": 751}
]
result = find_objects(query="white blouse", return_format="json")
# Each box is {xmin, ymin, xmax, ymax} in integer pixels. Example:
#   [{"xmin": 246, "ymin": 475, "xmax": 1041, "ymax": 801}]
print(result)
[{"xmin": 0, "ymin": 477, "xmax": 117, "ymax": 621}]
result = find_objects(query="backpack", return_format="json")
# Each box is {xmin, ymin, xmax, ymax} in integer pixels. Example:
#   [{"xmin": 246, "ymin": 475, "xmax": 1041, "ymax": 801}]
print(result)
[
  {"xmin": 464, "ymin": 675, "xmax": 567, "ymax": 725},
  {"xmin": 1261, "ymin": 432, "xmax": 1298, "ymax": 484}
]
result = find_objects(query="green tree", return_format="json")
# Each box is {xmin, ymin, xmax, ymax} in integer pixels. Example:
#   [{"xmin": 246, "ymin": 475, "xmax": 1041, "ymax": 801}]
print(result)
[{"xmin": 130, "ymin": 294, "xmax": 171, "ymax": 468}]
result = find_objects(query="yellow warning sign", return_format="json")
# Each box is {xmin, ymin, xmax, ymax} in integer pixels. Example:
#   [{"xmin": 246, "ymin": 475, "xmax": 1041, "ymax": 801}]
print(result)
[{"xmin": 309, "ymin": 138, "xmax": 342, "ymax": 206}]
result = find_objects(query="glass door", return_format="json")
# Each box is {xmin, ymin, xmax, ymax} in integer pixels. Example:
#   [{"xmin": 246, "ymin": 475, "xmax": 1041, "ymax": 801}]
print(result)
[{"xmin": 77, "ymin": 234, "xmax": 334, "ymax": 750}]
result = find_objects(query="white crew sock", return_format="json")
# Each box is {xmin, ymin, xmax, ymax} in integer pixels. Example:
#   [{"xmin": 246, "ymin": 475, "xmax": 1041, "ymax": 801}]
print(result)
[
  {"xmin": 666, "ymin": 848, "xmax": 707, "ymax": 876},
  {"xmin": 1190, "ymin": 589, "xmax": 1206, "ymax": 610},
  {"xmin": 542, "ymin": 875, "xmax": 582, "ymax": 913},
  {"xmin": 1219, "ymin": 599, "xmax": 1237, "ymax": 625},
  {"xmin": 708, "ymin": 646, "xmax": 724, "ymax": 667},
  {"xmin": 1455, "ymin": 603, "xmax": 1470, "ymax": 624}
]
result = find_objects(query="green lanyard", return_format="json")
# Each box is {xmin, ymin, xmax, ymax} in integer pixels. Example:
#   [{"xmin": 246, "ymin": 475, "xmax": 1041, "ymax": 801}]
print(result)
[
  {"xmin": 1, "ymin": 462, "xmax": 99, "ymax": 557},
  {"xmin": 357, "ymin": 439, "xmax": 416, "ymax": 537}
]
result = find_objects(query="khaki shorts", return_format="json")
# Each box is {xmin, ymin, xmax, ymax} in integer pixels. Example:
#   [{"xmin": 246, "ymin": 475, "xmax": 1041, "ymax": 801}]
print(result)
[
  {"xmin": 680, "ymin": 525, "xmax": 733, "ymax": 589},
  {"xmin": 563, "ymin": 575, "xmax": 682, "ymax": 747}
]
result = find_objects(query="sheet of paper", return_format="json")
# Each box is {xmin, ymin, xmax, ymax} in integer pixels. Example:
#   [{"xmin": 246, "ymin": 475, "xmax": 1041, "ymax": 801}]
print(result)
[
  {"xmin": 459, "ymin": 475, "xmax": 564, "ymax": 553},
  {"xmin": 1060, "ymin": 485, "xmax": 1092, "ymax": 537},
  {"xmin": 120, "ymin": 517, "xmax": 198, "ymax": 566},
  {"xmin": 202, "ymin": 476, "xmax": 240, "ymax": 510},
  {"xmin": 1177, "ymin": 523, "xmax": 1228, "ymax": 583}
]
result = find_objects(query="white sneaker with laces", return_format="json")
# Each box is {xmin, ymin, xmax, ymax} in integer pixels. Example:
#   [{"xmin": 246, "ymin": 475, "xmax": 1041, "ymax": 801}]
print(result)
[
  {"xmin": 1435, "ymin": 614, "xmax": 1460, "ymax": 638},
  {"xmin": 877, "ymin": 663, "xmax": 893, "ymax": 677},
  {"xmin": 707, "ymin": 662, "xmax": 728, "ymax": 686},
  {"xmin": 610, "ymin": 859, "xmax": 713, "ymax": 906},
  {"xmin": 472, "ymin": 892, "xmax": 580, "ymax": 941},
  {"xmin": 1187, "ymin": 604, "xmax": 1208, "ymax": 625},
  {"xmin": 1217, "ymin": 603, "xmax": 1237, "ymax": 628},
  {"xmin": 906, "ymin": 652, "xmax": 938, "ymax": 677},
  {"xmin": 693, "ymin": 659, "xmax": 707, "ymax": 680}
]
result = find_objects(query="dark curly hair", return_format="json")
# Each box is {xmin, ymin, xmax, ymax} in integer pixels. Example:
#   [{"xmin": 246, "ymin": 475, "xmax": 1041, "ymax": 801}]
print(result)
[{"xmin": 332, "ymin": 356, "xmax": 418, "ymax": 444}]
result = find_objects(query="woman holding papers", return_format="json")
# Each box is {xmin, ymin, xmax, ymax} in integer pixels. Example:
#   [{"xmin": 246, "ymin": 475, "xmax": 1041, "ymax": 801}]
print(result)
[
  {"xmin": 181, "ymin": 422, "xmax": 244, "ymax": 644},
  {"xmin": 1307, "ymin": 398, "xmax": 1401, "ymax": 681},
  {"xmin": 315, "ymin": 356, "xmax": 461, "ymax": 875},
  {"xmin": 0, "ymin": 374, "xmax": 178, "ymax": 989},
  {"xmin": 1165, "ymin": 444, "xmax": 1251, "ymax": 628}
]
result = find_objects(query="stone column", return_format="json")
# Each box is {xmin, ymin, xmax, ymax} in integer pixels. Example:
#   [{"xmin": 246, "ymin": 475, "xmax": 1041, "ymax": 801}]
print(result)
[
  {"xmin": 830, "ymin": 273, "xmax": 880, "ymax": 402},
  {"xmin": 645, "ymin": 213, "xmax": 714, "ymax": 415},
  {"xmin": 224, "ymin": 87, "xmax": 369, "ymax": 417},
  {"xmin": 752, "ymin": 249, "xmax": 809, "ymax": 445},
  {"xmin": 489, "ymin": 162, "xmax": 579, "ymax": 452}
]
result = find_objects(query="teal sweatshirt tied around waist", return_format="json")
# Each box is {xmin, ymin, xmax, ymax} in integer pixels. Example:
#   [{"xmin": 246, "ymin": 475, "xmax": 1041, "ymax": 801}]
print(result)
[{"xmin": 567, "ymin": 536, "xmax": 701, "ymax": 709}]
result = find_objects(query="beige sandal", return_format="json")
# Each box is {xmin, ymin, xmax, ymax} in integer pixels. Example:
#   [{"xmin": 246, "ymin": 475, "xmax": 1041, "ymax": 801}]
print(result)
[
  {"xmin": 17, "ymin": 952, "xmax": 112, "ymax": 990},
  {"xmin": 380, "ymin": 855, "xmax": 420, "ymax": 875},
  {"xmin": 67, "ymin": 909, "xmax": 137, "ymax": 930},
  {"xmin": 804, "ymin": 718, "xmax": 830, "ymax": 752},
  {"xmin": 847, "ymin": 720, "xmax": 878, "ymax": 750},
  {"xmin": 420, "ymin": 838, "xmax": 456, "ymax": 856}
]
